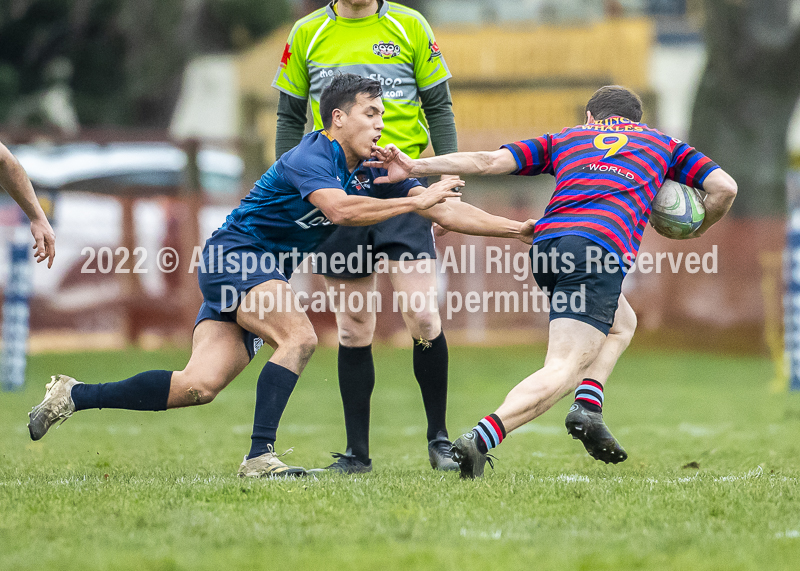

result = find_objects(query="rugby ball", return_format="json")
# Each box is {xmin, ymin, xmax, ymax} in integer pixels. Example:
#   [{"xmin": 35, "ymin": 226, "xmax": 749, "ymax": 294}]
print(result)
[{"xmin": 649, "ymin": 180, "xmax": 705, "ymax": 239}]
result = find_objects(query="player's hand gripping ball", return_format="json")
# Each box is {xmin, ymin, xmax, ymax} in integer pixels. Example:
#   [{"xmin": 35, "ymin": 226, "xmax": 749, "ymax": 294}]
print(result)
[{"xmin": 649, "ymin": 179, "xmax": 705, "ymax": 239}]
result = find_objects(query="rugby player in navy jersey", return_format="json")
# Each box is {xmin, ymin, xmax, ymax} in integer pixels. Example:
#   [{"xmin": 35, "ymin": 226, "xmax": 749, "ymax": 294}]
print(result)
[
  {"xmin": 27, "ymin": 74, "xmax": 536, "ymax": 478},
  {"xmin": 368, "ymin": 85, "xmax": 738, "ymax": 478}
]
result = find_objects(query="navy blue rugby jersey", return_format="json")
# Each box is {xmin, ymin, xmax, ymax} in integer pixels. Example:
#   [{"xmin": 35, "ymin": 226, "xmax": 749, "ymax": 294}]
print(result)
[
  {"xmin": 502, "ymin": 117, "xmax": 719, "ymax": 266},
  {"xmin": 211, "ymin": 130, "xmax": 421, "ymax": 260}
]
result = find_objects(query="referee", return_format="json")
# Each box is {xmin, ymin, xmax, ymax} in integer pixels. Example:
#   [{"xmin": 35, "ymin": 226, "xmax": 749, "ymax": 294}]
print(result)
[{"xmin": 273, "ymin": 0, "xmax": 459, "ymax": 473}]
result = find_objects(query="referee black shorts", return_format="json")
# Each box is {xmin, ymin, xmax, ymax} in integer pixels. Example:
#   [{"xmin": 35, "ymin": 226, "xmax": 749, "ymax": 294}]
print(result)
[
  {"xmin": 313, "ymin": 179, "xmax": 436, "ymax": 279},
  {"xmin": 529, "ymin": 235, "xmax": 625, "ymax": 335}
]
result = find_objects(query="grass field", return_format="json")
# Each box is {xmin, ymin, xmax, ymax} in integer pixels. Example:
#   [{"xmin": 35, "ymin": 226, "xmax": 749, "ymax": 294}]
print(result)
[{"xmin": 1, "ymin": 343, "xmax": 799, "ymax": 570}]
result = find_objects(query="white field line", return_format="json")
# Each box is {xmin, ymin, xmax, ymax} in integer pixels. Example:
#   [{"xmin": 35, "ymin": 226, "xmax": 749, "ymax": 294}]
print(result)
[
  {"xmin": 775, "ymin": 530, "xmax": 800, "ymax": 539},
  {"xmin": 531, "ymin": 466, "xmax": 800, "ymax": 485}
]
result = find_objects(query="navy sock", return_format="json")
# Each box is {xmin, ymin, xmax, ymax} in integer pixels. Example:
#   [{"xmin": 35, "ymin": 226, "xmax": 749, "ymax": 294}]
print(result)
[
  {"xmin": 71, "ymin": 370, "xmax": 172, "ymax": 411},
  {"xmin": 337, "ymin": 344, "xmax": 375, "ymax": 463},
  {"xmin": 248, "ymin": 361, "xmax": 300, "ymax": 460},
  {"xmin": 412, "ymin": 331, "xmax": 449, "ymax": 442}
]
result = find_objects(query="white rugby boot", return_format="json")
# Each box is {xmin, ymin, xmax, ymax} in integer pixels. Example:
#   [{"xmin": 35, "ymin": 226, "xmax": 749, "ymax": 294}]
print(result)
[
  {"xmin": 237, "ymin": 446, "xmax": 307, "ymax": 478},
  {"xmin": 28, "ymin": 375, "xmax": 82, "ymax": 441}
]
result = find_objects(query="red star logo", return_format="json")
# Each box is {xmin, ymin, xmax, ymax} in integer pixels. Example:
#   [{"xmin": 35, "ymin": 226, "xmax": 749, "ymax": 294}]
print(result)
[{"xmin": 280, "ymin": 43, "xmax": 292, "ymax": 68}]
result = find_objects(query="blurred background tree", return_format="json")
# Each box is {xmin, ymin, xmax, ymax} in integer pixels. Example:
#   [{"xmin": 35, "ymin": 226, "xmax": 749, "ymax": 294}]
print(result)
[
  {"xmin": 689, "ymin": 0, "xmax": 800, "ymax": 216},
  {"xmin": 0, "ymin": 0, "xmax": 290, "ymax": 128}
]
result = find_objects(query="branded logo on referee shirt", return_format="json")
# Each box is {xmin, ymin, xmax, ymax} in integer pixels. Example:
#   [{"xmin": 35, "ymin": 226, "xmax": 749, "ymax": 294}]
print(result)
[
  {"xmin": 373, "ymin": 41, "xmax": 400, "ymax": 59},
  {"xmin": 428, "ymin": 40, "xmax": 442, "ymax": 62}
]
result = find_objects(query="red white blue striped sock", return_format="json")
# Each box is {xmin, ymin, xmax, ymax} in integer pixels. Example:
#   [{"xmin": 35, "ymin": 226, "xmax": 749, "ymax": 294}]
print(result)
[
  {"xmin": 574, "ymin": 378, "xmax": 604, "ymax": 412},
  {"xmin": 473, "ymin": 413, "xmax": 506, "ymax": 453}
]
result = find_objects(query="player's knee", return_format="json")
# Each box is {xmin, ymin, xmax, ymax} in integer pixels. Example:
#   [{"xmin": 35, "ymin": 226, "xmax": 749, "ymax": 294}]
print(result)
[
  {"xmin": 192, "ymin": 387, "xmax": 218, "ymax": 405},
  {"xmin": 293, "ymin": 329, "xmax": 318, "ymax": 363},
  {"xmin": 405, "ymin": 307, "xmax": 441, "ymax": 340},
  {"xmin": 172, "ymin": 371, "xmax": 223, "ymax": 405},
  {"xmin": 339, "ymin": 328, "xmax": 374, "ymax": 347},
  {"xmin": 337, "ymin": 312, "xmax": 376, "ymax": 346}
]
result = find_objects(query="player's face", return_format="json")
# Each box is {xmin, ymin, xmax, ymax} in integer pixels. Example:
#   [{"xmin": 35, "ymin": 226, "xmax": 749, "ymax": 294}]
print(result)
[{"xmin": 339, "ymin": 93, "xmax": 385, "ymax": 160}]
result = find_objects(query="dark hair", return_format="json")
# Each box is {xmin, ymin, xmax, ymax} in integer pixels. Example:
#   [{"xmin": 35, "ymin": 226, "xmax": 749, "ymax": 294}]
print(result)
[
  {"xmin": 585, "ymin": 85, "xmax": 643, "ymax": 122},
  {"xmin": 319, "ymin": 73, "xmax": 383, "ymax": 129}
]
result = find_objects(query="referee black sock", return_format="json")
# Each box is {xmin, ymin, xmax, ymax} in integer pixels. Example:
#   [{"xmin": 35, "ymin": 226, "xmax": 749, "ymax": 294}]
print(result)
[
  {"xmin": 248, "ymin": 361, "xmax": 299, "ymax": 460},
  {"xmin": 412, "ymin": 331, "xmax": 449, "ymax": 442},
  {"xmin": 71, "ymin": 370, "xmax": 172, "ymax": 411},
  {"xmin": 338, "ymin": 344, "xmax": 375, "ymax": 463}
]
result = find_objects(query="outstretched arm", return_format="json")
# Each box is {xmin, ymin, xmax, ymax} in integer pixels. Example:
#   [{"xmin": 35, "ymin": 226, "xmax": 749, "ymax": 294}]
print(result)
[
  {"xmin": 411, "ymin": 187, "xmax": 536, "ymax": 244},
  {"xmin": 691, "ymin": 168, "xmax": 737, "ymax": 238},
  {"xmin": 367, "ymin": 144, "xmax": 519, "ymax": 183},
  {"xmin": 0, "ymin": 142, "xmax": 56, "ymax": 267},
  {"xmin": 308, "ymin": 179, "xmax": 464, "ymax": 227}
]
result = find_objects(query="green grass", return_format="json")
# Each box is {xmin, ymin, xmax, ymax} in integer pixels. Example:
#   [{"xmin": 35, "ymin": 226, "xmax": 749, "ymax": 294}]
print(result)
[{"xmin": 2, "ymin": 343, "xmax": 800, "ymax": 570}]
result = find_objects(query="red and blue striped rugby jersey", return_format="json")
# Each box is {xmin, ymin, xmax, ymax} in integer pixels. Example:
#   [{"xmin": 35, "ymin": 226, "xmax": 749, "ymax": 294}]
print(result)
[{"xmin": 502, "ymin": 117, "xmax": 719, "ymax": 268}]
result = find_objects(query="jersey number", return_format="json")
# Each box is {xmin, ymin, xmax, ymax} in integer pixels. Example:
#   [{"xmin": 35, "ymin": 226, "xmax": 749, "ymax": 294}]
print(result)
[{"xmin": 593, "ymin": 134, "xmax": 629, "ymax": 159}]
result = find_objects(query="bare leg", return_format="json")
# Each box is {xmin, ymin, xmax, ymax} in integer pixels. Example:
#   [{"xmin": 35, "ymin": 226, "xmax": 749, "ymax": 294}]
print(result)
[
  {"xmin": 235, "ymin": 279, "xmax": 316, "ymax": 468},
  {"xmin": 326, "ymin": 273, "xmax": 378, "ymax": 348},
  {"xmin": 582, "ymin": 294, "xmax": 637, "ymax": 388},
  {"xmin": 495, "ymin": 318, "xmax": 607, "ymax": 432},
  {"xmin": 28, "ymin": 319, "xmax": 250, "ymax": 441},
  {"xmin": 235, "ymin": 279, "xmax": 318, "ymax": 374},
  {"xmin": 167, "ymin": 320, "xmax": 251, "ymax": 408},
  {"xmin": 388, "ymin": 258, "xmax": 442, "ymax": 341},
  {"xmin": 493, "ymin": 294, "xmax": 637, "ymax": 432},
  {"xmin": 561, "ymin": 295, "xmax": 635, "ymax": 464},
  {"xmin": 450, "ymin": 318, "xmax": 606, "ymax": 478}
]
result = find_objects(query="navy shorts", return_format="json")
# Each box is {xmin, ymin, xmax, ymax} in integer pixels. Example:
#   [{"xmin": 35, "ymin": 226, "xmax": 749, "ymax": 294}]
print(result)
[
  {"xmin": 314, "ymin": 178, "xmax": 435, "ymax": 279},
  {"xmin": 195, "ymin": 241, "xmax": 291, "ymax": 360},
  {"xmin": 529, "ymin": 235, "xmax": 625, "ymax": 335}
]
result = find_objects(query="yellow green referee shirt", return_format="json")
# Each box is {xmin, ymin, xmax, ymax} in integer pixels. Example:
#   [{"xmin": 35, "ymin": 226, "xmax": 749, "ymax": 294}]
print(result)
[{"xmin": 272, "ymin": 1, "xmax": 452, "ymax": 159}]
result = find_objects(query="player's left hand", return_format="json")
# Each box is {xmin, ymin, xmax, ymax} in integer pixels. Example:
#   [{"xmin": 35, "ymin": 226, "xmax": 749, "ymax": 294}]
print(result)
[
  {"xmin": 413, "ymin": 178, "xmax": 464, "ymax": 211},
  {"xmin": 519, "ymin": 218, "xmax": 537, "ymax": 244},
  {"xmin": 30, "ymin": 216, "xmax": 56, "ymax": 268},
  {"xmin": 367, "ymin": 144, "xmax": 413, "ymax": 183}
]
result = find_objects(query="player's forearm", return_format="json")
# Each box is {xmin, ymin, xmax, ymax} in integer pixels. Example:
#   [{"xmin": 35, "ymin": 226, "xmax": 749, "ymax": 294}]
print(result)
[
  {"xmin": 695, "ymin": 194, "xmax": 734, "ymax": 235},
  {"xmin": 694, "ymin": 169, "xmax": 737, "ymax": 236},
  {"xmin": 411, "ymin": 152, "xmax": 500, "ymax": 177},
  {"xmin": 426, "ymin": 200, "xmax": 523, "ymax": 240},
  {"xmin": 0, "ymin": 147, "xmax": 47, "ymax": 223},
  {"xmin": 326, "ymin": 195, "xmax": 418, "ymax": 227}
]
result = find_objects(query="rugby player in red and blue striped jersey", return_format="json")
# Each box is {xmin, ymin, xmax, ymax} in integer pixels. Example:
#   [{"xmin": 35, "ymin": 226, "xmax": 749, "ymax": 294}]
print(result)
[{"xmin": 368, "ymin": 85, "xmax": 737, "ymax": 478}]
